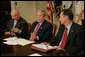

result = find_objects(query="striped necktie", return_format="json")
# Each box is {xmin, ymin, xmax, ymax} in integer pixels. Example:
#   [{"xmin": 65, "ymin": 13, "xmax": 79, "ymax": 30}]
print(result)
[{"xmin": 30, "ymin": 23, "xmax": 40, "ymax": 41}]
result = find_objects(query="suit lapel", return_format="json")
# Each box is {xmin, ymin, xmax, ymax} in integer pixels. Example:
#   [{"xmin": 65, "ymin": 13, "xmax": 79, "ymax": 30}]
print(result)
[
  {"xmin": 15, "ymin": 21, "xmax": 18, "ymax": 28},
  {"xmin": 15, "ymin": 18, "xmax": 21, "ymax": 28},
  {"xmin": 11, "ymin": 20, "xmax": 14, "ymax": 28},
  {"xmin": 65, "ymin": 22, "xmax": 75, "ymax": 47},
  {"xmin": 36, "ymin": 20, "xmax": 46, "ymax": 35},
  {"xmin": 9, "ymin": 19, "xmax": 14, "ymax": 28},
  {"xmin": 57, "ymin": 25, "xmax": 65, "ymax": 45}
]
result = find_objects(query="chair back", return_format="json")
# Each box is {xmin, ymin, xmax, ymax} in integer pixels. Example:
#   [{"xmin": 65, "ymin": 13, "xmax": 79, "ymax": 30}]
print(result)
[
  {"xmin": 27, "ymin": 23, "xmax": 31, "ymax": 32},
  {"xmin": 52, "ymin": 23, "xmax": 57, "ymax": 40}
]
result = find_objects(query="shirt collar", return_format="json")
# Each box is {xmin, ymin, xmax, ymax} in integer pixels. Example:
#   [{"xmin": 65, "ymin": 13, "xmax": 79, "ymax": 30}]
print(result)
[{"xmin": 66, "ymin": 22, "xmax": 73, "ymax": 31}]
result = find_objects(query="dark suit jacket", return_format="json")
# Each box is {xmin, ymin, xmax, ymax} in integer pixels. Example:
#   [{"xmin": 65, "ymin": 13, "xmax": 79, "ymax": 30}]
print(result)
[
  {"xmin": 29, "ymin": 20, "xmax": 53, "ymax": 43},
  {"xmin": 50, "ymin": 22, "xmax": 84, "ymax": 55},
  {"xmin": 5, "ymin": 17, "xmax": 28, "ymax": 38},
  {"xmin": 1, "ymin": 16, "xmax": 6, "ymax": 35}
]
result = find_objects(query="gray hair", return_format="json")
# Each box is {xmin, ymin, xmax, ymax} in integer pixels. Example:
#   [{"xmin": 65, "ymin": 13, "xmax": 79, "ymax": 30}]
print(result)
[{"xmin": 11, "ymin": 9, "xmax": 20, "ymax": 16}]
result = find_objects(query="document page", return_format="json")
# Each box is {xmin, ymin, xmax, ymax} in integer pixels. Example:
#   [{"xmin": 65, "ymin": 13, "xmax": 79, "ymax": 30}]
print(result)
[
  {"xmin": 3, "ymin": 37, "xmax": 35, "ymax": 46},
  {"xmin": 32, "ymin": 44, "xmax": 53, "ymax": 50}
]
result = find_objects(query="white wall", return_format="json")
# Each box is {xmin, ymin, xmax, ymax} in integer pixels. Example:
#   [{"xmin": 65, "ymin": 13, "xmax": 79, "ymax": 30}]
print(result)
[
  {"xmin": 15, "ymin": 1, "xmax": 37, "ymax": 24},
  {"xmin": 11, "ymin": 1, "xmax": 48, "ymax": 25},
  {"xmin": 36, "ymin": 1, "xmax": 47, "ymax": 11},
  {"xmin": 11, "ymin": 1, "xmax": 16, "ymax": 10}
]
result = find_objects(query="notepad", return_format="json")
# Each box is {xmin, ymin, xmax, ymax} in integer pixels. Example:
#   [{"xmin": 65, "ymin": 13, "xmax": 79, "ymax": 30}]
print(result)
[
  {"xmin": 32, "ymin": 44, "xmax": 53, "ymax": 50},
  {"xmin": 31, "ymin": 44, "xmax": 54, "ymax": 53}
]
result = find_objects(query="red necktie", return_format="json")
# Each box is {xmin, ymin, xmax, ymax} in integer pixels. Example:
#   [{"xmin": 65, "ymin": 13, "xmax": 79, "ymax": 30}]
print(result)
[
  {"xmin": 30, "ymin": 23, "xmax": 40, "ymax": 41},
  {"xmin": 60, "ymin": 27, "xmax": 68, "ymax": 49}
]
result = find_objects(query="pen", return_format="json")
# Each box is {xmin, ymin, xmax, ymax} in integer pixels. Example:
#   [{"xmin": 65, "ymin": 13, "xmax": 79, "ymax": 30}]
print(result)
[{"xmin": 45, "ymin": 44, "xmax": 48, "ymax": 49}]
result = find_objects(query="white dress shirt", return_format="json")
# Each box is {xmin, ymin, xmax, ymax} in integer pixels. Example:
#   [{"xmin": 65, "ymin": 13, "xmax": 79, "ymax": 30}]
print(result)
[
  {"xmin": 59, "ymin": 22, "xmax": 73, "ymax": 46},
  {"xmin": 13, "ymin": 20, "xmax": 22, "ymax": 34}
]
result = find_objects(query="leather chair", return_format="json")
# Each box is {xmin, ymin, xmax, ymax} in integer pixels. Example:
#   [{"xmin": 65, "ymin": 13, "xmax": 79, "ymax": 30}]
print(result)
[
  {"xmin": 52, "ymin": 23, "xmax": 57, "ymax": 40},
  {"xmin": 27, "ymin": 23, "xmax": 31, "ymax": 38},
  {"xmin": 27, "ymin": 23, "xmax": 31, "ymax": 32}
]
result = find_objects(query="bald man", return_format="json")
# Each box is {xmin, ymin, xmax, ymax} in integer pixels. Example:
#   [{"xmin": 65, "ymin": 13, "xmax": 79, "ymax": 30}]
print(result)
[{"xmin": 5, "ymin": 10, "xmax": 28, "ymax": 38}]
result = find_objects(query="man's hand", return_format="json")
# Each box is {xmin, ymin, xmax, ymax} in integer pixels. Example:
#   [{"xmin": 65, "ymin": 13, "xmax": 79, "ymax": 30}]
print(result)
[
  {"xmin": 40, "ymin": 42, "xmax": 50, "ymax": 46},
  {"xmin": 5, "ymin": 31, "xmax": 15, "ymax": 35},
  {"xmin": 11, "ymin": 28, "xmax": 20, "ymax": 33},
  {"xmin": 31, "ymin": 33, "xmax": 37, "ymax": 40},
  {"xmin": 5, "ymin": 32, "xmax": 11, "ymax": 35},
  {"xmin": 52, "ymin": 46, "xmax": 62, "ymax": 50}
]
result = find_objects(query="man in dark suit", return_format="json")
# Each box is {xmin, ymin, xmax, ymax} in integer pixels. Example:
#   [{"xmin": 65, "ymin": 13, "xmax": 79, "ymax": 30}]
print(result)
[
  {"xmin": 5, "ymin": 10, "xmax": 28, "ymax": 38},
  {"xmin": 29, "ymin": 10, "xmax": 53, "ymax": 43},
  {"xmin": 1, "ymin": 11, "xmax": 6, "ymax": 35},
  {"xmin": 41, "ymin": 9, "xmax": 84, "ymax": 55}
]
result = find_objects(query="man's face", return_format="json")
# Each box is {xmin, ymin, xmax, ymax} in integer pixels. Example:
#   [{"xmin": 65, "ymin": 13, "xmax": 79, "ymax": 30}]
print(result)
[
  {"xmin": 37, "ymin": 11, "xmax": 44, "ymax": 22},
  {"xmin": 11, "ymin": 12, "xmax": 20, "ymax": 21},
  {"xmin": 59, "ymin": 12, "xmax": 67, "ymax": 24}
]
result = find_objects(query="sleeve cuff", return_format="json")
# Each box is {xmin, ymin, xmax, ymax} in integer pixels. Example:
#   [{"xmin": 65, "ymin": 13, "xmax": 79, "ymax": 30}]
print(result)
[
  {"xmin": 19, "ymin": 30, "xmax": 22, "ymax": 34},
  {"xmin": 37, "ymin": 36, "xmax": 39, "ymax": 40}
]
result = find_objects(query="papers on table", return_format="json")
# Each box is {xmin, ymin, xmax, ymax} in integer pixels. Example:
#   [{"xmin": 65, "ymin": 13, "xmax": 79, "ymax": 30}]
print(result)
[
  {"xmin": 3, "ymin": 37, "xmax": 35, "ymax": 46},
  {"xmin": 3, "ymin": 41, "xmax": 18, "ymax": 45},
  {"xmin": 3, "ymin": 37, "xmax": 17, "ymax": 41},
  {"xmin": 32, "ymin": 44, "xmax": 53, "ymax": 50},
  {"xmin": 29, "ymin": 53, "xmax": 42, "ymax": 56}
]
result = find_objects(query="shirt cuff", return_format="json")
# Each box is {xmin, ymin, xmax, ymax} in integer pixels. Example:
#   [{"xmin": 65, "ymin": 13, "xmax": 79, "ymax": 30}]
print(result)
[
  {"xmin": 36, "ymin": 36, "xmax": 39, "ymax": 40},
  {"xmin": 19, "ymin": 30, "xmax": 22, "ymax": 34}
]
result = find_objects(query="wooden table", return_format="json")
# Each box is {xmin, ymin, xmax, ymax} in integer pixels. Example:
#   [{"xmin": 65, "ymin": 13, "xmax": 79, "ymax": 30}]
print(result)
[{"xmin": 1, "ymin": 35, "xmax": 69, "ymax": 56}]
